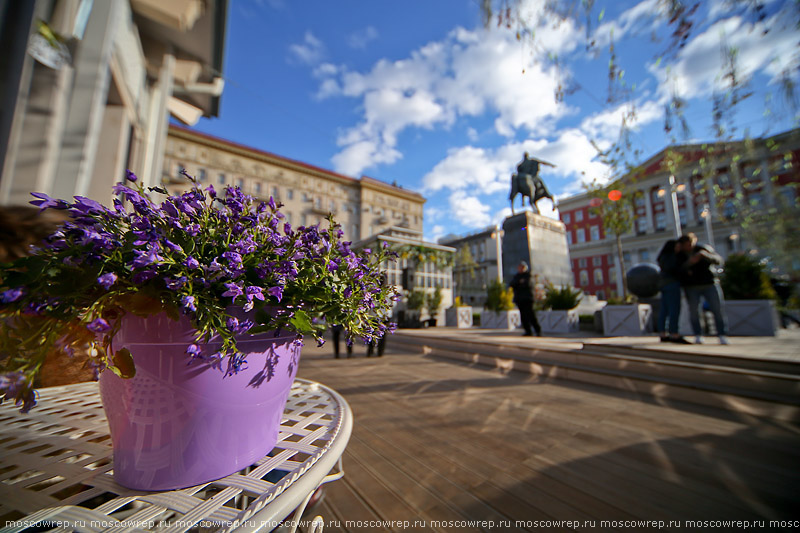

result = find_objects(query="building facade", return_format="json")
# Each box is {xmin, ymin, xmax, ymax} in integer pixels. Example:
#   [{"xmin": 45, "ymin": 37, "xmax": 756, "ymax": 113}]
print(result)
[
  {"xmin": 439, "ymin": 227, "xmax": 502, "ymax": 308},
  {"xmin": 356, "ymin": 226, "xmax": 455, "ymax": 322},
  {"xmin": 558, "ymin": 129, "xmax": 800, "ymax": 300},
  {"xmin": 163, "ymin": 125, "xmax": 425, "ymax": 243},
  {"xmin": 0, "ymin": 0, "xmax": 227, "ymax": 206}
]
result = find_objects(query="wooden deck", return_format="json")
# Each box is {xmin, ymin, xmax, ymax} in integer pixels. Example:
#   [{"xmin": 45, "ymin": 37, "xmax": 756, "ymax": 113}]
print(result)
[{"xmin": 296, "ymin": 339, "xmax": 800, "ymax": 532}]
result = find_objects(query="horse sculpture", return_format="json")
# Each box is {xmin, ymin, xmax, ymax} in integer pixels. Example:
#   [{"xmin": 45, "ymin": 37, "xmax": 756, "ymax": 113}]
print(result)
[{"xmin": 510, "ymin": 153, "xmax": 556, "ymax": 215}]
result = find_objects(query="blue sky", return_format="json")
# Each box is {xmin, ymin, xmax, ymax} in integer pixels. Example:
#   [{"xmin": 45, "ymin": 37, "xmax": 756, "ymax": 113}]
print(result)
[{"xmin": 192, "ymin": 0, "xmax": 799, "ymax": 242}]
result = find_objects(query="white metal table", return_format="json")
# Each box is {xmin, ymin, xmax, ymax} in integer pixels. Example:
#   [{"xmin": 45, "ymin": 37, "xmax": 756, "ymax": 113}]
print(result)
[{"xmin": 0, "ymin": 379, "xmax": 352, "ymax": 533}]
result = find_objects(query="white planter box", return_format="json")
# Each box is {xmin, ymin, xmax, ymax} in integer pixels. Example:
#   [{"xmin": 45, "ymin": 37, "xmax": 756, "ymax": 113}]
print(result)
[
  {"xmin": 539, "ymin": 309, "xmax": 579, "ymax": 334},
  {"xmin": 480, "ymin": 310, "xmax": 521, "ymax": 330},
  {"xmin": 602, "ymin": 304, "xmax": 652, "ymax": 336},
  {"xmin": 725, "ymin": 300, "xmax": 779, "ymax": 336},
  {"xmin": 445, "ymin": 306, "xmax": 473, "ymax": 328}
]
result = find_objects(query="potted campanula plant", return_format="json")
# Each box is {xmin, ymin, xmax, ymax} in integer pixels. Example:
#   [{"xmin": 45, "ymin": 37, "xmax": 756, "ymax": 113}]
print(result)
[{"xmin": 0, "ymin": 170, "xmax": 396, "ymax": 490}]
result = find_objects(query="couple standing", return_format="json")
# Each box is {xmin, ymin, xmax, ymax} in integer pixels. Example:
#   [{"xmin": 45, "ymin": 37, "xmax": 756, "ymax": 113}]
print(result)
[{"xmin": 657, "ymin": 233, "xmax": 728, "ymax": 345}]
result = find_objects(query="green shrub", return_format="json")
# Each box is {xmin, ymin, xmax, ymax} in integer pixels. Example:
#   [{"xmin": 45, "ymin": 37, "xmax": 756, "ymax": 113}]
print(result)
[
  {"xmin": 578, "ymin": 314, "xmax": 595, "ymax": 324},
  {"xmin": 720, "ymin": 254, "xmax": 777, "ymax": 300},
  {"xmin": 406, "ymin": 289, "xmax": 426, "ymax": 310},
  {"xmin": 426, "ymin": 287, "xmax": 443, "ymax": 316},
  {"xmin": 486, "ymin": 279, "xmax": 514, "ymax": 311},
  {"xmin": 543, "ymin": 284, "xmax": 582, "ymax": 310}
]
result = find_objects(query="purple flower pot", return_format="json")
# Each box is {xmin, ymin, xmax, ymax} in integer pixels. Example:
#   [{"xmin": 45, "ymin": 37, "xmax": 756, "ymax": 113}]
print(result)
[{"xmin": 99, "ymin": 312, "xmax": 301, "ymax": 491}]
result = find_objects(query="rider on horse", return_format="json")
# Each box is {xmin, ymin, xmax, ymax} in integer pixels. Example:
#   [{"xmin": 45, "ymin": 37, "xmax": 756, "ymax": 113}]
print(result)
[{"xmin": 510, "ymin": 152, "xmax": 555, "ymax": 215}]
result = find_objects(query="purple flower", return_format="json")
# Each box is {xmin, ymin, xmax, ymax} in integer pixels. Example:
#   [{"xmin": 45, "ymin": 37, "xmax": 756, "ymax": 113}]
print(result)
[
  {"xmin": 165, "ymin": 276, "xmax": 187, "ymax": 290},
  {"xmin": 222, "ymin": 282, "xmax": 243, "ymax": 299},
  {"xmin": 29, "ymin": 192, "xmax": 68, "ymax": 210},
  {"xmin": 72, "ymin": 196, "xmax": 106, "ymax": 215},
  {"xmin": 164, "ymin": 239, "xmax": 183, "ymax": 253},
  {"xmin": 1, "ymin": 288, "xmax": 25, "ymax": 303},
  {"xmin": 132, "ymin": 248, "xmax": 162, "ymax": 269},
  {"xmin": 184, "ymin": 256, "xmax": 200, "ymax": 269},
  {"xmin": 222, "ymin": 251, "xmax": 243, "ymax": 266},
  {"xmin": 97, "ymin": 273, "xmax": 117, "ymax": 290},
  {"xmin": 267, "ymin": 286, "xmax": 283, "ymax": 302},
  {"xmin": 125, "ymin": 169, "xmax": 138, "ymax": 182},
  {"xmin": 181, "ymin": 295, "xmax": 197, "ymax": 312},
  {"xmin": 132, "ymin": 269, "xmax": 157, "ymax": 284},
  {"xmin": 87, "ymin": 318, "xmax": 111, "ymax": 333}
]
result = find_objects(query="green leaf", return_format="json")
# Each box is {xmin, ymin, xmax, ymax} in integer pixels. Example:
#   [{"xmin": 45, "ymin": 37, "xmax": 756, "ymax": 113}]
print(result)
[
  {"xmin": 110, "ymin": 348, "xmax": 136, "ymax": 379},
  {"xmin": 289, "ymin": 309, "xmax": 314, "ymax": 334}
]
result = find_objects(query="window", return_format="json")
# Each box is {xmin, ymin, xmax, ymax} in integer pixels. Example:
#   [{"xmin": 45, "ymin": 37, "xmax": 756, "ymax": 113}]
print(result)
[
  {"xmin": 235, "ymin": 178, "xmax": 244, "ymax": 189},
  {"xmin": 679, "ymin": 207, "xmax": 687, "ymax": 226},
  {"xmin": 576, "ymin": 228, "xmax": 585, "ymax": 243},
  {"xmin": 640, "ymin": 249, "xmax": 650, "ymax": 262},
  {"xmin": 566, "ymin": 232, "xmax": 572, "ymax": 245},
  {"xmin": 287, "ymin": 189, "xmax": 294, "ymax": 200},
  {"xmin": 272, "ymin": 186, "xmax": 279, "ymax": 199},
  {"xmin": 590, "ymin": 225, "xmax": 600, "ymax": 241},
  {"xmin": 578, "ymin": 258, "xmax": 587, "ymax": 268},
  {"xmin": 176, "ymin": 162, "xmax": 184, "ymax": 176},
  {"xmin": 635, "ymin": 195, "xmax": 645, "ymax": 207},
  {"xmin": 608, "ymin": 254, "xmax": 615, "ymax": 265},
  {"xmin": 655, "ymin": 212, "xmax": 666, "ymax": 231},
  {"xmin": 197, "ymin": 168, "xmax": 206, "ymax": 182},
  {"xmin": 592, "ymin": 256, "xmax": 602, "ymax": 266},
  {"xmin": 218, "ymin": 173, "xmax": 226, "ymax": 185},
  {"xmin": 301, "ymin": 214, "xmax": 307, "ymax": 226},
  {"xmin": 723, "ymin": 200, "xmax": 736, "ymax": 219},
  {"xmin": 717, "ymin": 173, "xmax": 731, "ymax": 188},
  {"xmin": 352, "ymin": 224, "xmax": 359, "ymax": 239},
  {"xmin": 330, "ymin": 200, "xmax": 336, "ymax": 212},
  {"xmin": 579, "ymin": 270, "xmax": 589, "ymax": 286},
  {"xmin": 254, "ymin": 182, "xmax": 262, "ymax": 194},
  {"xmin": 562, "ymin": 213, "xmax": 571, "ymax": 224},
  {"xmin": 302, "ymin": 192, "xmax": 310, "ymax": 202},
  {"xmin": 315, "ymin": 197, "xmax": 322, "ymax": 209},
  {"xmin": 594, "ymin": 269, "xmax": 603, "ymax": 284},
  {"xmin": 575, "ymin": 210, "xmax": 584, "ymax": 222},
  {"xmin": 285, "ymin": 212, "xmax": 292, "ymax": 224},
  {"xmin": 636, "ymin": 217, "xmax": 647, "ymax": 234},
  {"xmin": 623, "ymin": 251, "xmax": 631, "ymax": 265}
]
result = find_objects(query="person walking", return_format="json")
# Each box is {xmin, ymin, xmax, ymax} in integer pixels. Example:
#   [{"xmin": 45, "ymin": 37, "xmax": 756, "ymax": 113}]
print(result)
[
  {"xmin": 331, "ymin": 324, "xmax": 352, "ymax": 358},
  {"xmin": 677, "ymin": 233, "xmax": 729, "ymax": 345},
  {"xmin": 509, "ymin": 261, "xmax": 541, "ymax": 337},
  {"xmin": 656, "ymin": 239, "xmax": 690, "ymax": 343}
]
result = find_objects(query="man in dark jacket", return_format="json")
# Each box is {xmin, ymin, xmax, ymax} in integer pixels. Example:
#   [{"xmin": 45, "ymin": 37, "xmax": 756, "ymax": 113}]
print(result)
[
  {"xmin": 677, "ymin": 233, "xmax": 728, "ymax": 344},
  {"xmin": 509, "ymin": 261, "xmax": 541, "ymax": 337}
]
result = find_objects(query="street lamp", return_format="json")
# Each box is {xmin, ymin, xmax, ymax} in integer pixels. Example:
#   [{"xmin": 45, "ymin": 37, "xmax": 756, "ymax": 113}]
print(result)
[
  {"xmin": 729, "ymin": 232, "xmax": 739, "ymax": 253},
  {"xmin": 700, "ymin": 202, "xmax": 715, "ymax": 249},
  {"xmin": 490, "ymin": 225, "xmax": 504, "ymax": 283},
  {"xmin": 657, "ymin": 175, "xmax": 686, "ymax": 238}
]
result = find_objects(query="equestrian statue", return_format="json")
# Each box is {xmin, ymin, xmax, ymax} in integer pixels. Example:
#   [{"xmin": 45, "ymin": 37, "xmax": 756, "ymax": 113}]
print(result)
[{"xmin": 510, "ymin": 152, "xmax": 556, "ymax": 215}]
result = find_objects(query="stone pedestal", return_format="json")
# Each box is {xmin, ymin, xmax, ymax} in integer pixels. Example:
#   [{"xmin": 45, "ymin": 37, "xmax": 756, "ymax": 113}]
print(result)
[{"xmin": 502, "ymin": 212, "xmax": 572, "ymax": 286}]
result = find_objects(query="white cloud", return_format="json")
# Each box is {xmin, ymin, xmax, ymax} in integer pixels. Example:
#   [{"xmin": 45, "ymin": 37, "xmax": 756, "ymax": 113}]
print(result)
[
  {"xmin": 649, "ymin": 12, "xmax": 799, "ymax": 101},
  {"xmin": 591, "ymin": 0, "xmax": 661, "ymax": 49},
  {"xmin": 330, "ymin": 139, "xmax": 402, "ymax": 176},
  {"xmin": 288, "ymin": 31, "xmax": 325, "ymax": 65},
  {"xmin": 348, "ymin": 26, "xmax": 379, "ymax": 49},
  {"xmin": 316, "ymin": 21, "xmax": 580, "ymax": 175},
  {"xmin": 449, "ymin": 190, "xmax": 491, "ymax": 229}
]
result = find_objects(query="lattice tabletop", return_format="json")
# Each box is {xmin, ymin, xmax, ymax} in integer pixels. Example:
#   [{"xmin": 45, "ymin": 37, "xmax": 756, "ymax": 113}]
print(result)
[{"xmin": 0, "ymin": 379, "xmax": 352, "ymax": 533}]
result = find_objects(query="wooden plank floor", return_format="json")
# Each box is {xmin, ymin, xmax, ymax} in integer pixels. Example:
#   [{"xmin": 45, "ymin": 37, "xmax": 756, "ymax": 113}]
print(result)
[{"xmin": 295, "ymin": 338, "xmax": 800, "ymax": 532}]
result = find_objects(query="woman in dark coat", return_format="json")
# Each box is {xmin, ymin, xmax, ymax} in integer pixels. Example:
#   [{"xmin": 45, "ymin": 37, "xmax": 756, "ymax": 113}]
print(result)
[{"xmin": 657, "ymin": 239, "xmax": 689, "ymax": 343}]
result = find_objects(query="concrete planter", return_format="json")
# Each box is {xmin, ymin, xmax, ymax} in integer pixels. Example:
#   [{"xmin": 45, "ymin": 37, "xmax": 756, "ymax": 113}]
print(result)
[
  {"xmin": 602, "ymin": 304, "xmax": 652, "ymax": 336},
  {"xmin": 480, "ymin": 310, "xmax": 521, "ymax": 330},
  {"xmin": 445, "ymin": 306, "xmax": 473, "ymax": 328},
  {"xmin": 725, "ymin": 300, "xmax": 779, "ymax": 336},
  {"xmin": 539, "ymin": 309, "xmax": 579, "ymax": 334}
]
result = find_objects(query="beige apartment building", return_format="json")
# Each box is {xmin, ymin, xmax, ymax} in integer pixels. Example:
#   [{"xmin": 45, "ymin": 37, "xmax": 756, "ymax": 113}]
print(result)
[
  {"xmin": 1, "ymin": 0, "xmax": 227, "ymax": 206},
  {"xmin": 163, "ymin": 125, "xmax": 424, "ymax": 242}
]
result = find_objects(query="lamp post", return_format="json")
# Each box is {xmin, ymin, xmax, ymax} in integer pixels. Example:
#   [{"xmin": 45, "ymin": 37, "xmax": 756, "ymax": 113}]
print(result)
[
  {"xmin": 657, "ymin": 175, "xmax": 685, "ymax": 238},
  {"xmin": 700, "ymin": 202, "xmax": 715, "ymax": 249},
  {"xmin": 490, "ymin": 225, "xmax": 504, "ymax": 283}
]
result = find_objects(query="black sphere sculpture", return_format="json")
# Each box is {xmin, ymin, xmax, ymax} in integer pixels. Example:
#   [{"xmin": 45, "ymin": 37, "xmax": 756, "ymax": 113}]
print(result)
[{"xmin": 626, "ymin": 263, "xmax": 661, "ymax": 298}]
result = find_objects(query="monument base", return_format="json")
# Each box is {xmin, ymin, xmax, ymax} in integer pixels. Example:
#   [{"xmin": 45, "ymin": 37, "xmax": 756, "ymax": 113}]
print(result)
[{"xmin": 502, "ymin": 211, "xmax": 572, "ymax": 287}]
